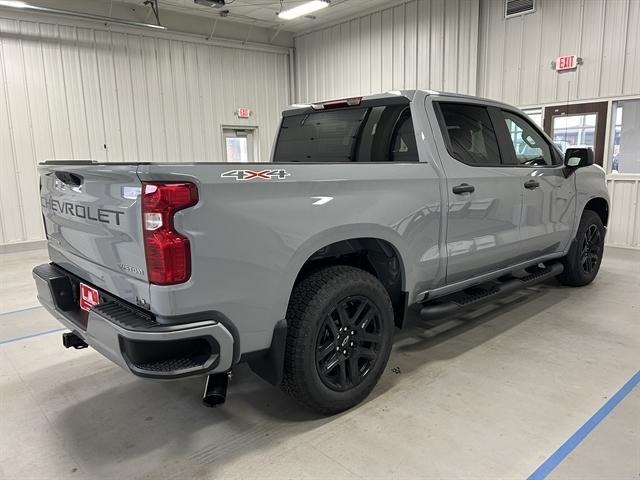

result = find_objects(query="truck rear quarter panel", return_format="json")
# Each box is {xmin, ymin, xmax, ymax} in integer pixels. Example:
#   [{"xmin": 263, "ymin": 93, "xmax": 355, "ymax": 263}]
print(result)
[{"xmin": 137, "ymin": 162, "xmax": 442, "ymax": 356}]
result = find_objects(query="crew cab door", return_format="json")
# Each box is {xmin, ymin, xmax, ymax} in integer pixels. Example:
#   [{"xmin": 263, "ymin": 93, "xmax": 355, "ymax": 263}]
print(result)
[
  {"xmin": 433, "ymin": 101, "xmax": 523, "ymax": 284},
  {"xmin": 495, "ymin": 110, "xmax": 577, "ymax": 257}
]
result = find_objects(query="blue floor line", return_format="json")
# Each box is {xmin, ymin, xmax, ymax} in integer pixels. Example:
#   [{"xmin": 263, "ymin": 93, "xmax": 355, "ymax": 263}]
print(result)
[
  {"xmin": 0, "ymin": 304, "xmax": 43, "ymax": 316},
  {"xmin": 528, "ymin": 370, "xmax": 640, "ymax": 480},
  {"xmin": 0, "ymin": 327, "xmax": 66, "ymax": 345}
]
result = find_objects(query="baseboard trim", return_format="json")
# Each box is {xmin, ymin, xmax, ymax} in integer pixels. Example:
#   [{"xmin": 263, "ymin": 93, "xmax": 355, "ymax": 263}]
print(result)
[
  {"xmin": 605, "ymin": 243, "xmax": 640, "ymax": 251},
  {"xmin": 0, "ymin": 240, "xmax": 47, "ymax": 254}
]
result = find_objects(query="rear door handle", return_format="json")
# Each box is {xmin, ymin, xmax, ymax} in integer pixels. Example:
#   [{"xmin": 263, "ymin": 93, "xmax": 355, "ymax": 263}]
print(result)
[
  {"xmin": 524, "ymin": 180, "xmax": 540, "ymax": 190},
  {"xmin": 452, "ymin": 183, "xmax": 475, "ymax": 194}
]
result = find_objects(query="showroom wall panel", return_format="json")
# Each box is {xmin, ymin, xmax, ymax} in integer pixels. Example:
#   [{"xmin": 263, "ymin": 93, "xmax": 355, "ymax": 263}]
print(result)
[
  {"xmin": 0, "ymin": 17, "xmax": 290, "ymax": 246},
  {"xmin": 294, "ymin": 0, "xmax": 480, "ymax": 103},
  {"xmin": 607, "ymin": 176, "xmax": 640, "ymax": 249},
  {"xmin": 478, "ymin": 0, "xmax": 640, "ymax": 107},
  {"xmin": 478, "ymin": 0, "xmax": 640, "ymax": 250}
]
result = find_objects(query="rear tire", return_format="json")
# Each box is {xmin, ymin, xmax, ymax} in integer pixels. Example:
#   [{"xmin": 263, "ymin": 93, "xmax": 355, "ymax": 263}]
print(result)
[
  {"xmin": 557, "ymin": 210, "xmax": 605, "ymax": 287},
  {"xmin": 281, "ymin": 266, "xmax": 394, "ymax": 415}
]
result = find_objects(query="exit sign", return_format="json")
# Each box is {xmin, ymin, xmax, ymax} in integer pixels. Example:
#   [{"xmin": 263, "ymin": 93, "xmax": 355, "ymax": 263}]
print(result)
[
  {"xmin": 236, "ymin": 107, "xmax": 251, "ymax": 119},
  {"xmin": 556, "ymin": 54, "xmax": 577, "ymax": 71}
]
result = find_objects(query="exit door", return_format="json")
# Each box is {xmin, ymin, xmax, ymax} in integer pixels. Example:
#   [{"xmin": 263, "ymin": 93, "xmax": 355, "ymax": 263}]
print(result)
[
  {"xmin": 543, "ymin": 102, "xmax": 608, "ymax": 166},
  {"xmin": 223, "ymin": 128, "xmax": 257, "ymax": 162}
]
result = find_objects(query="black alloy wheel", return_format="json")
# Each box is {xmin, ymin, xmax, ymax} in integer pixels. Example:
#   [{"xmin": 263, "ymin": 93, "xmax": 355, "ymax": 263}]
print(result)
[
  {"xmin": 580, "ymin": 224, "xmax": 602, "ymax": 274},
  {"xmin": 315, "ymin": 296, "xmax": 383, "ymax": 392},
  {"xmin": 281, "ymin": 265, "xmax": 394, "ymax": 414},
  {"xmin": 557, "ymin": 209, "xmax": 605, "ymax": 287}
]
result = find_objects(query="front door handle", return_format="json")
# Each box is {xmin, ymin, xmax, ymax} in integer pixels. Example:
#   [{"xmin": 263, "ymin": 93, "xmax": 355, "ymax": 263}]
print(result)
[
  {"xmin": 452, "ymin": 183, "xmax": 475, "ymax": 194},
  {"xmin": 524, "ymin": 180, "xmax": 540, "ymax": 190}
]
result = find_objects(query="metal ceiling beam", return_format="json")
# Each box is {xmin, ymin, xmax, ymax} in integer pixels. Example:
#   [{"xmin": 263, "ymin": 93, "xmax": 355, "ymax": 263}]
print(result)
[{"xmin": 0, "ymin": 1, "xmax": 167, "ymax": 30}]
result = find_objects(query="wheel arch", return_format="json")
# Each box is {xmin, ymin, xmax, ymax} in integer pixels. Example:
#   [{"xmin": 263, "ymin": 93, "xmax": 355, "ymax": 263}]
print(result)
[
  {"xmin": 249, "ymin": 226, "xmax": 410, "ymax": 386},
  {"xmin": 583, "ymin": 197, "xmax": 609, "ymax": 226},
  {"xmin": 292, "ymin": 236, "xmax": 408, "ymax": 327},
  {"xmin": 285, "ymin": 224, "xmax": 409, "ymax": 322}
]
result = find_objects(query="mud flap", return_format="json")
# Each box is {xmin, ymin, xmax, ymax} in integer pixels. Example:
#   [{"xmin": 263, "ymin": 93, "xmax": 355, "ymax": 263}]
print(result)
[{"xmin": 248, "ymin": 319, "xmax": 287, "ymax": 386}]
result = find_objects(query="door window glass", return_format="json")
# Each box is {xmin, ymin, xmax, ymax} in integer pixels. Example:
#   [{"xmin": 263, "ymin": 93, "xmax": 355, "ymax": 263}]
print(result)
[
  {"xmin": 437, "ymin": 103, "xmax": 501, "ymax": 165},
  {"xmin": 390, "ymin": 111, "xmax": 419, "ymax": 162},
  {"xmin": 503, "ymin": 111, "xmax": 554, "ymax": 166},
  {"xmin": 552, "ymin": 114, "xmax": 596, "ymax": 154},
  {"xmin": 223, "ymin": 128, "xmax": 255, "ymax": 162},
  {"xmin": 610, "ymin": 99, "xmax": 640, "ymax": 174},
  {"xmin": 225, "ymin": 137, "xmax": 248, "ymax": 162}
]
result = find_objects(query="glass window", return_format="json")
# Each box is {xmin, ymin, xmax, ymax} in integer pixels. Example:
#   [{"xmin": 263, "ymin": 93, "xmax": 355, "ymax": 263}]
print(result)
[
  {"xmin": 273, "ymin": 104, "xmax": 418, "ymax": 163},
  {"xmin": 390, "ymin": 111, "xmax": 419, "ymax": 162},
  {"xmin": 523, "ymin": 108, "xmax": 542, "ymax": 127},
  {"xmin": 223, "ymin": 128, "xmax": 255, "ymax": 162},
  {"xmin": 225, "ymin": 137, "xmax": 248, "ymax": 162},
  {"xmin": 437, "ymin": 103, "xmax": 501, "ymax": 165},
  {"xmin": 610, "ymin": 99, "xmax": 640, "ymax": 174},
  {"xmin": 503, "ymin": 111, "xmax": 555, "ymax": 166},
  {"xmin": 552, "ymin": 113, "xmax": 596, "ymax": 154}
]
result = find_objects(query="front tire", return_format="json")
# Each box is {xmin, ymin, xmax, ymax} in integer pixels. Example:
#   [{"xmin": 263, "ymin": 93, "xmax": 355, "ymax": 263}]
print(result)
[
  {"xmin": 281, "ymin": 266, "xmax": 394, "ymax": 415},
  {"xmin": 557, "ymin": 210, "xmax": 605, "ymax": 286}
]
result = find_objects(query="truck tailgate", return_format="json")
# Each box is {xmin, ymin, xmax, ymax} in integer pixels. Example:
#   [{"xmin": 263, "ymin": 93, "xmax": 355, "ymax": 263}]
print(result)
[{"xmin": 39, "ymin": 163, "xmax": 149, "ymax": 307}]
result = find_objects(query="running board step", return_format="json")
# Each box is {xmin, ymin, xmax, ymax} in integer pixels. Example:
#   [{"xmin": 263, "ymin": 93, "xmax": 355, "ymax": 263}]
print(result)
[{"xmin": 419, "ymin": 262, "xmax": 564, "ymax": 321}]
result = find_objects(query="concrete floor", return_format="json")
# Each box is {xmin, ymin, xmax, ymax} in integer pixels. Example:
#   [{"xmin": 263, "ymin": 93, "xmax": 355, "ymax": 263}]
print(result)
[{"xmin": 0, "ymin": 247, "xmax": 638, "ymax": 479}]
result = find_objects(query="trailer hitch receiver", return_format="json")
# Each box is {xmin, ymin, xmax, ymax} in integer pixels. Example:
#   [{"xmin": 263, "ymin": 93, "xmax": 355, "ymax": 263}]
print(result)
[{"xmin": 62, "ymin": 332, "xmax": 88, "ymax": 349}]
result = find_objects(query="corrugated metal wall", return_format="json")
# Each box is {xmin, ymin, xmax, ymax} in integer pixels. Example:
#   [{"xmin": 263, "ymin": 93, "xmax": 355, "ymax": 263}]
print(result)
[
  {"xmin": 477, "ymin": 0, "xmax": 640, "ymax": 250},
  {"xmin": 292, "ymin": 0, "xmax": 640, "ymax": 250},
  {"xmin": 607, "ymin": 176, "xmax": 640, "ymax": 249},
  {"xmin": 2, "ymin": 1, "xmax": 638, "ymax": 251},
  {"xmin": 478, "ymin": 0, "xmax": 640, "ymax": 107},
  {"xmin": 0, "ymin": 16, "xmax": 290, "ymax": 246},
  {"xmin": 294, "ymin": 0, "xmax": 480, "ymax": 103}
]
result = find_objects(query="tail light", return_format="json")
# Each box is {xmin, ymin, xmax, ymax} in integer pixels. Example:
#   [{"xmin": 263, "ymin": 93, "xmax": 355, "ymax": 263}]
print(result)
[{"xmin": 141, "ymin": 182, "xmax": 198, "ymax": 285}]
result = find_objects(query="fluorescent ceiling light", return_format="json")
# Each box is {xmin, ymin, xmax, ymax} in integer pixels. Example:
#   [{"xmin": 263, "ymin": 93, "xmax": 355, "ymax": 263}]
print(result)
[
  {"xmin": 0, "ymin": 1, "xmax": 29, "ymax": 7},
  {"xmin": 278, "ymin": 0, "xmax": 329, "ymax": 20},
  {"xmin": 0, "ymin": 1, "xmax": 167, "ymax": 30}
]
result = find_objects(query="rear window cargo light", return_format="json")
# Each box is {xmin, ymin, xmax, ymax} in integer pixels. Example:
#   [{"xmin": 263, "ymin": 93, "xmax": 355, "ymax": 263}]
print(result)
[{"xmin": 311, "ymin": 97, "xmax": 362, "ymax": 110}]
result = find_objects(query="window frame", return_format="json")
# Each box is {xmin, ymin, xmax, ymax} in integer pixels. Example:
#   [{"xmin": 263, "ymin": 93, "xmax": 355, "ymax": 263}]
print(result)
[
  {"xmin": 434, "ymin": 101, "xmax": 507, "ymax": 168},
  {"xmin": 495, "ymin": 108, "xmax": 564, "ymax": 168},
  {"xmin": 434, "ymin": 100, "xmax": 565, "ymax": 169},
  {"xmin": 522, "ymin": 107, "xmax": 543, "ymax": 128},
  {"xmin": 272, "ymin": 97, "xmax": 421, "ymax": 165},
  {"xmin": 608, "ymin": 98, "xmax": 640, "ymax": 175},
  {"xmin": 388, "ymin": 107, "xmax": 419, "ymax": 163}
]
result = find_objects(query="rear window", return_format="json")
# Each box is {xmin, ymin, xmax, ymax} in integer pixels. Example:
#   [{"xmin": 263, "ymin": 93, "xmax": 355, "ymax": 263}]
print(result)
[
  {"xmin": 273, "ymin": 105, "xmax": 419, "ymax": 163},
  {"xmin": 436, "ymin": 103, "xmax": 502, "ymax": 166}
]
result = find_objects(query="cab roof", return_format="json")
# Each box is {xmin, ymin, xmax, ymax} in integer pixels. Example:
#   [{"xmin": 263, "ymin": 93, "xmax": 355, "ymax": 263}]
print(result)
[{"xmin": 282, "ymin": 89, "xmax": 517, "ymax": 117}]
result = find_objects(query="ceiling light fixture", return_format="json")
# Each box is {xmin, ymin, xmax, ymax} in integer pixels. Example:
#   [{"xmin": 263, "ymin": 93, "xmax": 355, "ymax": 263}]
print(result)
[
  {"xmin": 0, "ymin": 0, "xmax": 28, "ymax": 6},
  {"xmin": 277, "ymin": 0, "xmax": 329, "ymax": 20},
  {"xmin": 193, "ymin": 0, "xmax": 226, "ymax": 7},
  {"xmin": 0, "ymin": 0, "xmax": 167, "ymax": 30}
]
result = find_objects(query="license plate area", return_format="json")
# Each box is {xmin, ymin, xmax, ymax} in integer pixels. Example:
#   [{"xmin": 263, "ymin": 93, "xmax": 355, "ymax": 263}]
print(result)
[
  {"xmin": 45, "ymin": 264, "xmax": 156, "ymax": 330},
  {"xmin": 79, "ymin": 283, "xmax": 100, "ymax": 311}
]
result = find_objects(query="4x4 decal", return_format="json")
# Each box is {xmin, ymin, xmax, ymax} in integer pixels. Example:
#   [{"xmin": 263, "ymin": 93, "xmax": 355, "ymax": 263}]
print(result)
[{"xmin": 221, "ymin": 169, "xmax": 291, "ymax": 181}]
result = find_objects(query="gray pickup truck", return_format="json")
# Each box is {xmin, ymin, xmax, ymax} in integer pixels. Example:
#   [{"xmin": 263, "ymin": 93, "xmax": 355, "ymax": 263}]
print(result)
[{"xmin": 33, "ymin": 90, "xmax": 609, "ymax": 414}]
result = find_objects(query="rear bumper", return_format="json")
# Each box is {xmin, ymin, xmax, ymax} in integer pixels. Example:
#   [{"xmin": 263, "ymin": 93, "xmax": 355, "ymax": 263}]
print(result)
[{"xmin": 33, "ymin": 263, "xmax": 234, "ymax": 379}]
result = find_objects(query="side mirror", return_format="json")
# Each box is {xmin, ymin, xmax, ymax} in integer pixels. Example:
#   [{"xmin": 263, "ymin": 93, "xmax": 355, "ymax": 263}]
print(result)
[{"xmin": 564, "ymin": 147, "xmax": 594, "ymax": 168}]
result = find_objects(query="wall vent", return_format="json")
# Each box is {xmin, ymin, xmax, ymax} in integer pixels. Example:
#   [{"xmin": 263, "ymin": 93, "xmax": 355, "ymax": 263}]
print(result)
[{"xmin": 505, "ymin": 0, "xmax": 535, "ymax": 18}]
